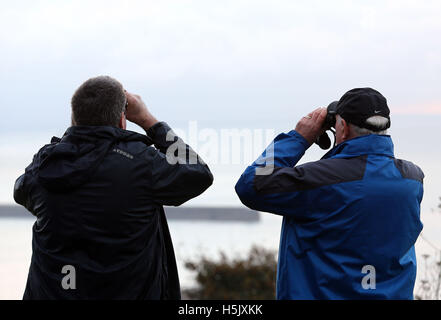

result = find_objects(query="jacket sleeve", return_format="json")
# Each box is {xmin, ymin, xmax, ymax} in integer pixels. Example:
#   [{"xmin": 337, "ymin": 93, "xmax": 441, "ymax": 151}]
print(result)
[
  {"xmin": 13, "ymin": 170, "xmax": 36, "ymax": 215},
  {"xmin": 14, "ymin": 174, "xmax": 28, "ymax": 207},
  {"xmin": 235, "ymin": 129, "xmax": 314, "ymax": 218},
  {"xmin": 146, "ymin": 122, "xmax": 214, "ymax": 206}
]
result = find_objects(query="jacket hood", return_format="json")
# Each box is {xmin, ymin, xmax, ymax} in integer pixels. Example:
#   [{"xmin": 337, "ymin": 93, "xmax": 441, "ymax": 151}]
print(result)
[{"xmin": 36, "ymin": 126, "xmax": 152, "ymax": 192}]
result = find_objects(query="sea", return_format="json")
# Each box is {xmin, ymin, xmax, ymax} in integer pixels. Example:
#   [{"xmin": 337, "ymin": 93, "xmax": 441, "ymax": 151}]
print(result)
[
  {"xmin": 0, "ymin": 205, "xmax": 282, "ymax": 300},
  {"xmin": 0, "ymin": 205, "xmax": 440, "ymax": 300}
]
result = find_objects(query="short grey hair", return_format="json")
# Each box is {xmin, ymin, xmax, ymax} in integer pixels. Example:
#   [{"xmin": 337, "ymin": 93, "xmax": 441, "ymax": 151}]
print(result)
[
  {"xmin": 349, "ymin": 116, "xmax": 389, "ymax": 136},
  {"xmin": 71, "ymin": 76, "xmax": 126, "ymax": 126}
]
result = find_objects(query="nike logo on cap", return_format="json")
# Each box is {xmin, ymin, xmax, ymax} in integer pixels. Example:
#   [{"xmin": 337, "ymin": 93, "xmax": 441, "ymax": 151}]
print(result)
[{"xmin": 374, "ymin": 110, "xmax": 381, "ymax": 114}]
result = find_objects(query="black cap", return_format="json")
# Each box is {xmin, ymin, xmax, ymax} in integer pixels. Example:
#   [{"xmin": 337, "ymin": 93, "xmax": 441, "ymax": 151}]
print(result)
[{"xmin": 336, "ymin": 88, "xmax": 391, "ymax": 131}]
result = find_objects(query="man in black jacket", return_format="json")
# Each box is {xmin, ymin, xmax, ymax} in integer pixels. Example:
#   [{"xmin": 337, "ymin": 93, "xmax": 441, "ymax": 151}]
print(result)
[{"xmin": 13, "ymin": 75, "xmax": 213, "ymax": 299}]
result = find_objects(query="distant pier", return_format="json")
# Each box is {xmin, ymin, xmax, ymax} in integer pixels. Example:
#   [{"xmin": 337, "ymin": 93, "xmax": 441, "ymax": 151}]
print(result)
[{"xmin": 0, "ymin": 205, "xmax": 260, "ymax": 222}]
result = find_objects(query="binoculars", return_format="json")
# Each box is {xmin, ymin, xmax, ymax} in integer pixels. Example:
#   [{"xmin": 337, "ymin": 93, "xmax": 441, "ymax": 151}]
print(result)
[{"xmin": 315, "ymin": 101, "xmax": 338, "ymax": 150}]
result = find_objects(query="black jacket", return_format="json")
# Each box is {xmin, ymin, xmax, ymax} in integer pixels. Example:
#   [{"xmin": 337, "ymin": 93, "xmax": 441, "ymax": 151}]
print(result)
[{"xmin": 14, "ymin": 122, "xmax": 213, "ymax": 299}]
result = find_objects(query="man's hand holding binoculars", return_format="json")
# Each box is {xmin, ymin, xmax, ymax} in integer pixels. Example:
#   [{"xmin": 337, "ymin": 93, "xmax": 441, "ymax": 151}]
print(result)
[
  {"xmin": 125, "ymin": 91, "xmax": 159, "ymax": 130},
  {"xmin": 295, "ymin": 107, "xmax": 327, "ymax": 145}
]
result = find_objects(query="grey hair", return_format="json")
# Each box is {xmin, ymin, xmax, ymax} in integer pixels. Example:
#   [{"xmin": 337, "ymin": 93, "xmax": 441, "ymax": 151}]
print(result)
[
  {"xmin": 349, "ymin": 116, "xmax": 389, "ymax": 136},
  {"xmin": 71, "ymin": 76, "xmax": 126, "ymax": 126}
]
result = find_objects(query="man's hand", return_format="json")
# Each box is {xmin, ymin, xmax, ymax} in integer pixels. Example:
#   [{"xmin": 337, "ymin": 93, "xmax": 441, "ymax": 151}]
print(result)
[
  {"xmin": 294, "ymin": 107, "xmax": 327, "ymax": 145},
  {"xmin": 125, "ymin": 92, "xmax": 159, "ymax": 130}
]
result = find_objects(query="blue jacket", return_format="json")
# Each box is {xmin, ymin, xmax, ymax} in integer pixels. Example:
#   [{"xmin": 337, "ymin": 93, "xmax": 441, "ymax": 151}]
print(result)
[{"xmin": 235, "ymin": 131, "xmax": 424, "ymax": 299}]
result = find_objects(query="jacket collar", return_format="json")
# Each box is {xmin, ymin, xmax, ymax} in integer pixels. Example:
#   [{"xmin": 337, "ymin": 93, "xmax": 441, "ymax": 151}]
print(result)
[
  {"xmin": 60, "ymin": 125, "xmax": 153, "ymax": 145},
  {"xmin": 322, "ymin": 134, "xmax": 394, "ymax": 159}
]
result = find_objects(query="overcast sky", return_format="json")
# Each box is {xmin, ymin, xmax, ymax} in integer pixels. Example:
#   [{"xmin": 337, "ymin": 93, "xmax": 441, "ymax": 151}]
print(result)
[{"xmin": 1, "ymin": 0, "xmax": 440, "ymax": 212}]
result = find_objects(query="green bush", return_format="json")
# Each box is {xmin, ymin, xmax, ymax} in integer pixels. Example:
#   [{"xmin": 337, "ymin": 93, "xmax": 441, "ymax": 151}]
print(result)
[{"xmin": 183, "ymin": 246, "xmax": 277, "ymax": 300}]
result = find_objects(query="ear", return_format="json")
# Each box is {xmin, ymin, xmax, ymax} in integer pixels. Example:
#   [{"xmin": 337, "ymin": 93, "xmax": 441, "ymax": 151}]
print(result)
[
  {"xmin": 118, "ymin": 113, "xmax": 126, "ymax": 130},
  {"xmin": 341, "ymin": 117, "xmax": 350, "ymax": 140}
]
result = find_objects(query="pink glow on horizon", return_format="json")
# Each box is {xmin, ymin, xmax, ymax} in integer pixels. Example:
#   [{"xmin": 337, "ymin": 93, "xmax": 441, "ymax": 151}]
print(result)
[{"xmin": 393, "ymin": 102, "xmax": 441, "ymax": 115}]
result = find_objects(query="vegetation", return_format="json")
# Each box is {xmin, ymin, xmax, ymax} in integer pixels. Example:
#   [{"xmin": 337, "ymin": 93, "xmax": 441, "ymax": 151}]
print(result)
[
  {"xmin": 183, "ymin": 246, "xmax": 277, "ymax": 300},
  {"xmin": 415, "ymin": 253, "xmax": 441, "ymax": 300},
  {"xmin": 415, "ymin": 196, "xmax": 441, "ymax": 300}
]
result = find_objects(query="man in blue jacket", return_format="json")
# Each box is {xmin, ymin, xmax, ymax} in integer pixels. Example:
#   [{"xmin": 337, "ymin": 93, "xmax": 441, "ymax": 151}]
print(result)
[{"xmin": 235, "ymin": 88, "xmax": 424, "ymax": 299}]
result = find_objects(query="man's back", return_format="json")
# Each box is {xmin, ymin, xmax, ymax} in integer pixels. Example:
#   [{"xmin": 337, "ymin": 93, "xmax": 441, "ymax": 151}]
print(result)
[
  {"xmin": 14, "ymin": 122, "xmax": 213, "ymax": 299},
  {"xmin": 236, "ymin": 132, "xmax": 424, "ymax": 299},
  {"xmin": 276, "ymin": 134, "xmax": 423, "ymax": 299}
]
